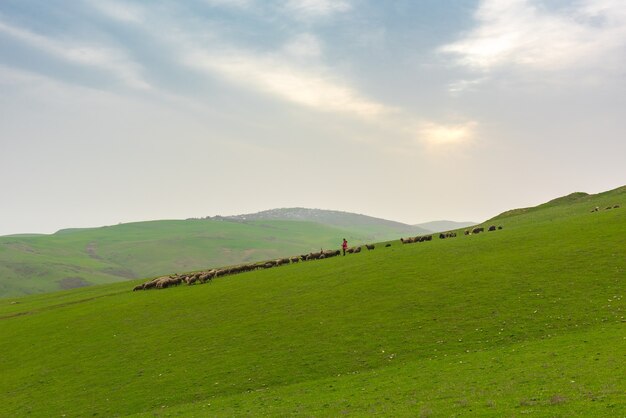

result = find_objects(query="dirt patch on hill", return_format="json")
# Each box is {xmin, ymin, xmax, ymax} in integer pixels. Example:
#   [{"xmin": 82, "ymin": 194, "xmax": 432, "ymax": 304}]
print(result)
[
  {"xmin": 57, "ymin": 277, "xmax": 91, "ymax": 290},
  {"xmin": 85, "ymin": 242, "xmax": 102, "ymax": 260}
]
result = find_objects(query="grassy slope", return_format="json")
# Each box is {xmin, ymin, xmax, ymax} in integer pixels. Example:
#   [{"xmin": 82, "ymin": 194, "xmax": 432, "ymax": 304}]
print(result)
[
  {"xmin": 0, "ymin": 219, "xmax": 393, "ymax": 298},
  {"xmin": 0, "ymin": 187, "xmax": 624, "ymax": 416}
]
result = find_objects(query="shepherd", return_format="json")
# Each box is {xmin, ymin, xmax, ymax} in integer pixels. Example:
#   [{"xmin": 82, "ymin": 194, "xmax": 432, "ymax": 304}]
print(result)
[{"xmin": 342, "ymin": 238, "xmax": 348, "ymax": 256}]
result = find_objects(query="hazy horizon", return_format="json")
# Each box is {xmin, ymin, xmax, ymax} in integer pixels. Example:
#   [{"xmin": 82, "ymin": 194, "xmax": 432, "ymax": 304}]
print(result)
[{"xmin": 1, "ymin": 0, "xmax": 625, "ymax": 236}]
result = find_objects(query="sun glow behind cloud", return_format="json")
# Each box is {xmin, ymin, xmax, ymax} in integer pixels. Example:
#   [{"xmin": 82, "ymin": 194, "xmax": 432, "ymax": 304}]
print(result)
[{"xmin": 418, "ymin": 121, "xmax": 478, "ymax": 146}]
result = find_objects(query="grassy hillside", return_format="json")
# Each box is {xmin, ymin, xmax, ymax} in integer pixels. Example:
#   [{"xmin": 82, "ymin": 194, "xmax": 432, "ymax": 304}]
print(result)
[
  {"xmin": 0, "ymin": 186, "xmax": 624, "ymax": 416},
  {"xmin": 0, "ymin": 219, "xmax": 403, "ymax": 298}
]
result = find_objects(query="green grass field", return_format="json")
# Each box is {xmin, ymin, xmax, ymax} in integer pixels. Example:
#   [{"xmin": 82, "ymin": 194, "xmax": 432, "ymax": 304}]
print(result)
[
  {"xmin": 0, "ymin": 218, "xmax": 409, "ymax": 298},
  {"xmin": 0, "ymin": 186, "xmax": 624, "ymax": 416}
]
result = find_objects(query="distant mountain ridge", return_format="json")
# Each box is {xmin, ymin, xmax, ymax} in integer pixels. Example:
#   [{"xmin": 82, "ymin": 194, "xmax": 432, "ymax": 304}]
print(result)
[{"xmin": 219, "ymin": 207, "xmax": 429, "ymax": 234}]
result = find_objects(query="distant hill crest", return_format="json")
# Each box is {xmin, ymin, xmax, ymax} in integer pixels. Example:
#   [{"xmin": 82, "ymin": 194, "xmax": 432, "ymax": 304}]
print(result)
[{"xmin": 219, "ymin": 207, "xmax": 423, "ymax": 231}]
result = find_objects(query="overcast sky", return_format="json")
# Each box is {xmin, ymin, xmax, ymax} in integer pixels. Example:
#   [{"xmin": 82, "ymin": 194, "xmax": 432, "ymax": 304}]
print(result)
[{"xmin": 1, "ymin": 0, "xmax": 625, "ymax": 235}]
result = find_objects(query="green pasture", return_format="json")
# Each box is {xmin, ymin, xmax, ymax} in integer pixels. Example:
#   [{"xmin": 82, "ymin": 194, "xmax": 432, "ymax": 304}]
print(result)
[
  {"xmin": 0, "ymin": 219, "xmax": 399, "ymax": 298},
  {"xmin": 0, "ymin": 186, "xmax": 624, "ymax": 416}
]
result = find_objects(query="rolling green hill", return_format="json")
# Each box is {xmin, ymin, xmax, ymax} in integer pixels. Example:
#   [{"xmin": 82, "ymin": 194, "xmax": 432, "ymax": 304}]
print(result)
[
  {"xmin": 0, "ymin": 186, "xmax": 624, "ymax": 417},
  {"xmin": 0, "ymin": 214, "xmax": 422, "ymax": 298}
]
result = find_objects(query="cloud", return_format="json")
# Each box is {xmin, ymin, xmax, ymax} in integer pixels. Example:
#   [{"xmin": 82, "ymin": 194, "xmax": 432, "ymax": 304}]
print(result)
[
  {"xmin": 282, "ymin": 33, "xmax": 322, "ymax": 59},
  {"xmin": 440, "ymin": 0, "xmax": 626, "ymax": 73},
  {"xmin": 284, "ymin": 0, "xmax": 351, "ymax": 19},
  {"xmin": 447, "ymin": 78, "xmax": 486, "ymax": 95},
  {"xmin": 0, "ymin": 20, "xmax": 150, "ymax": 90},
  {"xmin": 89, "ymin": 1, "xmax": 145, "ymax": 23},
  {"xmin": 183, "ymin": 46, "xmax": 392, "ymax": 118},
  {"xmin": 203, "ymin": 0, "xmax": 254, "ymax": 9}
]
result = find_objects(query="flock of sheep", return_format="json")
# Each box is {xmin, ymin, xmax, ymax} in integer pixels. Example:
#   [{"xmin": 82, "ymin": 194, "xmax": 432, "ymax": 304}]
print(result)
[
  {"xmin": 132, "ymin": 225, "xmax": 504, "ymax": 291},
  {"xmin": 591, "ymin": 204, "xmax": 620, "ymax": 212},
  {"xmin": 132, "ymin": 246, "xmax": 374, "ymax": 291}
]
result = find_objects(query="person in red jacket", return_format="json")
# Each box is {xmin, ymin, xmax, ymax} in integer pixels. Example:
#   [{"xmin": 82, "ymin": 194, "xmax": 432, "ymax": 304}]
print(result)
[{"xmin": 342, "ymin": 238, "xmax": 348, "ymax": 256}]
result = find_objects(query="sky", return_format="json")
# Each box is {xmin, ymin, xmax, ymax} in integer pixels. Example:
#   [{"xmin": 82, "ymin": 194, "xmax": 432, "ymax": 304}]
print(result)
[{"xmin": 0, "ymin": 0, "xmax": 625, "ymax": 235}]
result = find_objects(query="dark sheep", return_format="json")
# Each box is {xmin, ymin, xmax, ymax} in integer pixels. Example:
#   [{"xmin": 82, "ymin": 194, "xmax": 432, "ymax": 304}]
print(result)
[
  {"xmin": 322, "ymin": 250, "xmax": 340, "ymax": 258},
  {"xmin": 498, "ymin": 226, "xmax": 503, "ymax": 230},
  {"xmin": 143, "ymin": 280, "xmax": 157, "ymax": 290},
  {"xmin": 155, "ymin": 277, "xmax": 171, "ymax": 288},
  {"xmin": 366, "ymin": 244, "xmax": 375, "ymax": 250},
  {"xmin": 385, "ymin": 243, "xmax": 391, "ymax": 247},
  {"xmin": 199, "ymin": 271, "xmax": 215, "ymax": 283},
  {"xmin": 133, "ymin": 284, "xmax": 144, "ymax": 291},
  {"xmin": 472, "ymin": 227, "xmax": 484, "ymax": 234},
  {"xmin": 354, "ymin": 246, "xmax": 361, "ymax": 253},
  {"xmin": 488, "ymin": 225, "xmax": 496, "ymax": 231},
  {"xmin": 290, "ymin": 256, "xmax": 300, "ymax": 263},
  {"xmin": 614, "ymin": 204, "xmax": 620, "ymax": 208},
  {"xmin": 464, "ymin": 230, "xmax": 470, "ymax": 235}
]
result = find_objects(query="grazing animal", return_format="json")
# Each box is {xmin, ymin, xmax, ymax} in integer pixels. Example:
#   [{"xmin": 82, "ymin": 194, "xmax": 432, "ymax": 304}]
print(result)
[
  {"xmin": 614, "ymin": 204, "xmax": 620, "ymax": 208},
  {"xmin": 199, "ymin": 271, "xmax": 213, "ymax": 283},
  {"xmin": 385, "ymin": 243, "xmax": 391, "ymax": 247},
  {"xmin": 290, "ymin": 256, "xmax": 300, "ymax": 263},
  {"xmin": 605, "ymin": 206, "xmax": 612, "ymax": 210},
  {"xmin": 133, "ymin": 284, "xmax": 144, "ymax": 291},
  {"xmin": 346, "ymin": 247, "xmax": 355, "ymax": 254},
  {"xmin": 498, "ymin": 226, "xmax": 503, "ymax": 230},
  {"xmin": 322, "ymin": 250, "xmax": 340, "ymax": 258},
  {"xmin": 366, "ymin": 244, "xmax": 375, "ymax": 250},
  {"xmin": 354, "ymin": 246, "xmax": 362, "ymax": 253},
  {"xmin": 143, "ymin": 280, "xmax": 157, "ymax": 290},
  {"xmin": 488, "ymin": 225, "xmax": 496, "ymax": 231},
  {"xmin": 401, "ymin": 237, "xmax": 414, "ymax": 244},
  {"xmin": 155, "ymin": 277, "xmax": 171, "ymax": 288},
  {"xmin": 464, "ymin": 230, "xmax": 470, "ymax": 235},
  {"xmin": 307, "ymin": 252, "xmax": 323, "ymax": 260},
  {"xmin": 472, "ymin": 227, "xmax": 484, "ymax": 234}
]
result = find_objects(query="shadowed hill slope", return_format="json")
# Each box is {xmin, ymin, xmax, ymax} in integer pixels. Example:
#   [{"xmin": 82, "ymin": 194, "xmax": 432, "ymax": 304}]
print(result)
[{"xmin": 0, "ymin": 185, "xmax": 623, "ymax": 416}]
